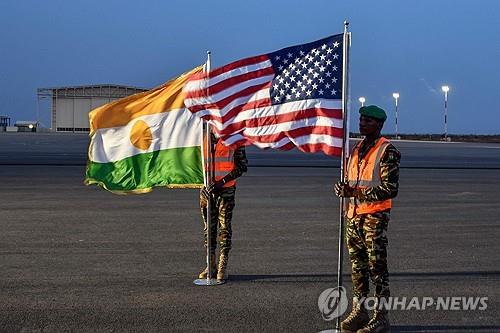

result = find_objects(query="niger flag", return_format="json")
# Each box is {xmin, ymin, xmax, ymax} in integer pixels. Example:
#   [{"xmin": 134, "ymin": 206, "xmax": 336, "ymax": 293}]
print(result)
[{"xmin": 85, "ymin": 66, "xmax": 204, "ymax": 194}]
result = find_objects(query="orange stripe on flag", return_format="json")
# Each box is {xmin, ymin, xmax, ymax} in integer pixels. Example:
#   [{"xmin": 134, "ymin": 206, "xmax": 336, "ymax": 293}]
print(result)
[{"xmin": 89, "ymin": 66, "xmax": 203, "ymax": 131}]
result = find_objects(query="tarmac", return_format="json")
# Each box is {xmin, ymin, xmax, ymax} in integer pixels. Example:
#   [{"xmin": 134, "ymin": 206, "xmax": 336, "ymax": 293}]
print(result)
[{"xmin": 0, "ymin": 133, "xmax": 499, "ymax": 332}]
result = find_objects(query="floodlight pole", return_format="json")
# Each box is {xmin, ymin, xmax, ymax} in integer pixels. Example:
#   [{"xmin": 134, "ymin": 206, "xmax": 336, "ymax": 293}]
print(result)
[
  {"xmin": 442, "ymin": 86, "xmax": 449, "ymax": 140},
  {"xmin": 392, "ymin": 92, "xmax": 400, "ymax": 139}
]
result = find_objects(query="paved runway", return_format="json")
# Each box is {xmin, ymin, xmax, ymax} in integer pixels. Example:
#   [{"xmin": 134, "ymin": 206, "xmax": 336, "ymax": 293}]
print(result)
[{"xmin": 0, "ymin": 133, "xmax": 499, "ymax": 332}]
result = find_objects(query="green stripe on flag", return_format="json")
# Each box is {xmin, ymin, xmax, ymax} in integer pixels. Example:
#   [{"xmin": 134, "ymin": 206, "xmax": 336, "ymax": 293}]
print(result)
[{"xmin": 85, "ymin": 146, "xmax": 203, "ymax": 194}]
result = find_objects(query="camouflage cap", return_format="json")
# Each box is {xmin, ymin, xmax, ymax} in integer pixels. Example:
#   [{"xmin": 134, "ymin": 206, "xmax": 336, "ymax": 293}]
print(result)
[{"xmin": 359, "ymin": 105, "xmax": 387, "ymax": 121}]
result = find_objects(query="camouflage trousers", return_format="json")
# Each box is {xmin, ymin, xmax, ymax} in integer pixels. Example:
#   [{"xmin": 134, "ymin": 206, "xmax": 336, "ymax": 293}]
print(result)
[
  {"xmin": 200, "ymin": 187, "xmax": 236, "ymax": 254},
  {"xmin": 345, "ymin": 211, "xmax": 390, "ymax": 298}
]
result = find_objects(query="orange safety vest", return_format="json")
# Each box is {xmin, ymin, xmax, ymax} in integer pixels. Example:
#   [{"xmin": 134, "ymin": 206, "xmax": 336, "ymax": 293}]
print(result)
[
  {"xmin": 346, "ymin": 137, "xmax": 392, "ymax": 218},
  {"xmin": 203, "ymin": 138, "xmax": 237, "ymax": 188}
]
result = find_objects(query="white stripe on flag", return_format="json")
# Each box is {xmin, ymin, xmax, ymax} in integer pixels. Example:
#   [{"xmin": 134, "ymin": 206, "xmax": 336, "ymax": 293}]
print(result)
[
  {"xmin": 90, "ymin": 109, "xmax": 201, "ymax": 163},
  {"xmin": 184, "ymin": 59, "xmax": 273, "ymax": 92},
  {"xmin": 209, "ymin": 99, "xmax": 342, "ymax": 131},
  {"xmin": 184, "ymin": 74, "xmax": 274, "ymax": 108},
  {"xmin": 224, "ymin": 133, "xmax": 343, "ymax": 149}
]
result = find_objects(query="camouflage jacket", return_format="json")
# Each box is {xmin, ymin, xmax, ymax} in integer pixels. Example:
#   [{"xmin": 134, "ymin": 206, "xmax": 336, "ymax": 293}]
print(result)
[{"xmin": 228, "ymin": 146, "xmax": 248, "ymax": 180}]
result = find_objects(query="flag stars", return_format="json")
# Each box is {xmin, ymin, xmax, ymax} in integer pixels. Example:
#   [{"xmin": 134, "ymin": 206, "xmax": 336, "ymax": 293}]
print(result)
[{"xmin": 269, "ymin": 36, "xmax": 342, "ymax": 104}]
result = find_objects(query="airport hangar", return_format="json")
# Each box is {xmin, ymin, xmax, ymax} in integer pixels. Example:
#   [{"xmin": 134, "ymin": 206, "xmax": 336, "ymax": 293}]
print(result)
[{"xmin": 37, "ymin": 85, "xmax": 148, "ymax": 132}]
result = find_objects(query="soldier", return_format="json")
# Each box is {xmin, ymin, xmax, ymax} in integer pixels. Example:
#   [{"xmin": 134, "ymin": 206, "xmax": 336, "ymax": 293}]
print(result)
[
  {"xmin": 198, "ymin": 132, "xmax": 248, "ymax": 282},
  {"xmin": 334, "ymin": 105, "xmax": 400, "ymax": 333}
]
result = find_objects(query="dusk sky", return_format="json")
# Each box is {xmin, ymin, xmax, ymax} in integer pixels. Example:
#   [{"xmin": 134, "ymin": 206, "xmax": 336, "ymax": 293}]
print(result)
[{"xmin": 1, "ymin": 0, "xmax": 499, "ymax": 134}]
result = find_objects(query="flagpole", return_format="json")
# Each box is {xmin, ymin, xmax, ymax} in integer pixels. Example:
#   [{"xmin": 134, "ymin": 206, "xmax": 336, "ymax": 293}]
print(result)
[
  {"xmin": 335, "ymin": 21, "xmax": 351, "ymax": 332},
  {"xmin": 194, "ymin": 51, "xmax": 223, "ymax": 286}
]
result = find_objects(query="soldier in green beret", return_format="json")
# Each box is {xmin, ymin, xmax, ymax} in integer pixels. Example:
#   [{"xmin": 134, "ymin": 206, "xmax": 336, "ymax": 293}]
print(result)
[{"xmin": 334, "ymin": 105, "xmax": 401, "ymax": 333}]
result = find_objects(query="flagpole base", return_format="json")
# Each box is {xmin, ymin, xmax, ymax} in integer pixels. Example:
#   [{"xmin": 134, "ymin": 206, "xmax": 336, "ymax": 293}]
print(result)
[{"xmin": 193, "ymin": 278, "xmax": 225, "ymax": 286}]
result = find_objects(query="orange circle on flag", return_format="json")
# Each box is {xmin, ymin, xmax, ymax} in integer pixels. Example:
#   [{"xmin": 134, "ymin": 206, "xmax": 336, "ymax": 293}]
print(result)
[{"xmin": 129, "ymin": 120, "xmax": 153, "ymax": 151}]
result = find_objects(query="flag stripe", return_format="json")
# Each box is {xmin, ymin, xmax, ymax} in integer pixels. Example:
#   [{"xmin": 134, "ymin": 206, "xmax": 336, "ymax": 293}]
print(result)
[
  {"xmin": 86, "ymin": 146, "xmax": 203, "ymax": 193},
  {"xmin": 185, "ymin": 59, "xmax": 272, "ymax": 92},
  {"xmin": 185, "ymin": 76, "xmax": 274, "ymax": 111},
  {"xmin": 184, "ymin": 68, "xmax": 274, "ymax": 100},
  {"xmin": 90, "ymin": 66, "xmax": 203, "ymax": 130},
  {"xmin": 89, "ymin": 108, "xmax": 202, "ymax": 163},
  {"xmin": 224, "ymin": 133, "xmax": 343, "ymax": 153},
  {"xmin": 231, "ymin": 125, "xmax": 344, "ymax": 144},
  {"xmin": 189, "ymin": 55, "xmax": 270, "ymax": 81},
  {"xmin": 205, "ymin": 99, "xmax": 342, "ymax": 131}
]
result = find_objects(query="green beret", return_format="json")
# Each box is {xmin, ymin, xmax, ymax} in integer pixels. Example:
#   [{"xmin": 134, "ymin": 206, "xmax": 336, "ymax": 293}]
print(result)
[{"xmin": 359, "ymin": 105, "xmax": 387, "ymax": 121}]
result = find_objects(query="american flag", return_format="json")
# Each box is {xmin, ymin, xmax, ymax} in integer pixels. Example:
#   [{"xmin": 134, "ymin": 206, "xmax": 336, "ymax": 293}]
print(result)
[{"xmin": 184, "ymin": 34, "xmax": 344, "ymax": 156}]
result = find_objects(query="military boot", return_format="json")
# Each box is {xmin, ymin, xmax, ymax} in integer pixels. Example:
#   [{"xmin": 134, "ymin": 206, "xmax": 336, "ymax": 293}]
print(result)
[
  {"xmin": 217, "ymin": 252, "xmax": 228, "ymax": 281},
  {"xmin": 340, "ymin": 298, "xmax": 369, "ymax": 333},
  {"xmin": 356, "ymin": 310, "xmax": 390, "ymax": 333},
  {"xmin": 198, "ymin": 252, "xmax": 216, "ymax": 279}
]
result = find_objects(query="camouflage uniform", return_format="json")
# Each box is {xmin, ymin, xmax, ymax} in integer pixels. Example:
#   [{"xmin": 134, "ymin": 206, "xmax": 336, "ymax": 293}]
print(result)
[
  {"xmin": 200, "ymin": 146, "xmax": 247, "ymax": 254},
  {"xmin": 345, "ymin": 138, "xmax": 400, "ymax": 299}
]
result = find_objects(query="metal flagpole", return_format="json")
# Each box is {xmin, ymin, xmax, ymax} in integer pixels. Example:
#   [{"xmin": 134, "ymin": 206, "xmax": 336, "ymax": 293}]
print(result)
[
  {"xmin": 194, "ymin": 51, "xmax": 223, "ymax": 286},
  {"xmin": 335, "ymin": 21, "xmax": 352, "ymax": 332}
]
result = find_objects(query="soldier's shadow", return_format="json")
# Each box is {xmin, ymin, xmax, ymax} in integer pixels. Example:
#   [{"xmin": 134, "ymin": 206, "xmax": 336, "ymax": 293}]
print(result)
[
  {"xmin": 230, "ymin": 270, "xmax": 500, "ymax": 283},
  {"xmin": 392, "ymin": 325, "xmax": 500, "ymax": 332}
]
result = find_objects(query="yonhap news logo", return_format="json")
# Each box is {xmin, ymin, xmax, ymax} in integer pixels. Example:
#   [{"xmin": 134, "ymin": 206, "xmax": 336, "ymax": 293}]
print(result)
[
  {"xmin": 317, "ymin": 288, "xmax": 488, "ymax": 321},
  {"xmin": 317, "ymin": 286, "xmax": 348, "ymax": 321}
]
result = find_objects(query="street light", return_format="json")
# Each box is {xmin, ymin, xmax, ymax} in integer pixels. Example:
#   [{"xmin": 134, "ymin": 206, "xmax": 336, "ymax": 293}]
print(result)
[
  {"xmin": 392, "ymin": 92, "xmax": 400, "ymax": 139},
  {"xmin": 441, "ymin": 85, "xmax": 450, "ymax": 140},
  {"xmin": 358, "ymin": 97, "xmax": 366, "ymax": 107}
]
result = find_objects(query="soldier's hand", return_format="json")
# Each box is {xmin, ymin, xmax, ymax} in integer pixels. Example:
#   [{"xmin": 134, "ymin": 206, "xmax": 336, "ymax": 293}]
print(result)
[
  {"xmin": 334, "ymin": 181, "xmax": 356, "ymax": 197},
  {"xmin": 207, "ymin": 180, "xmax": 224, "ymax": 193},
  {"xmin": 201, "ymin": 187, "xmax": 211, "ymax": 200}
]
